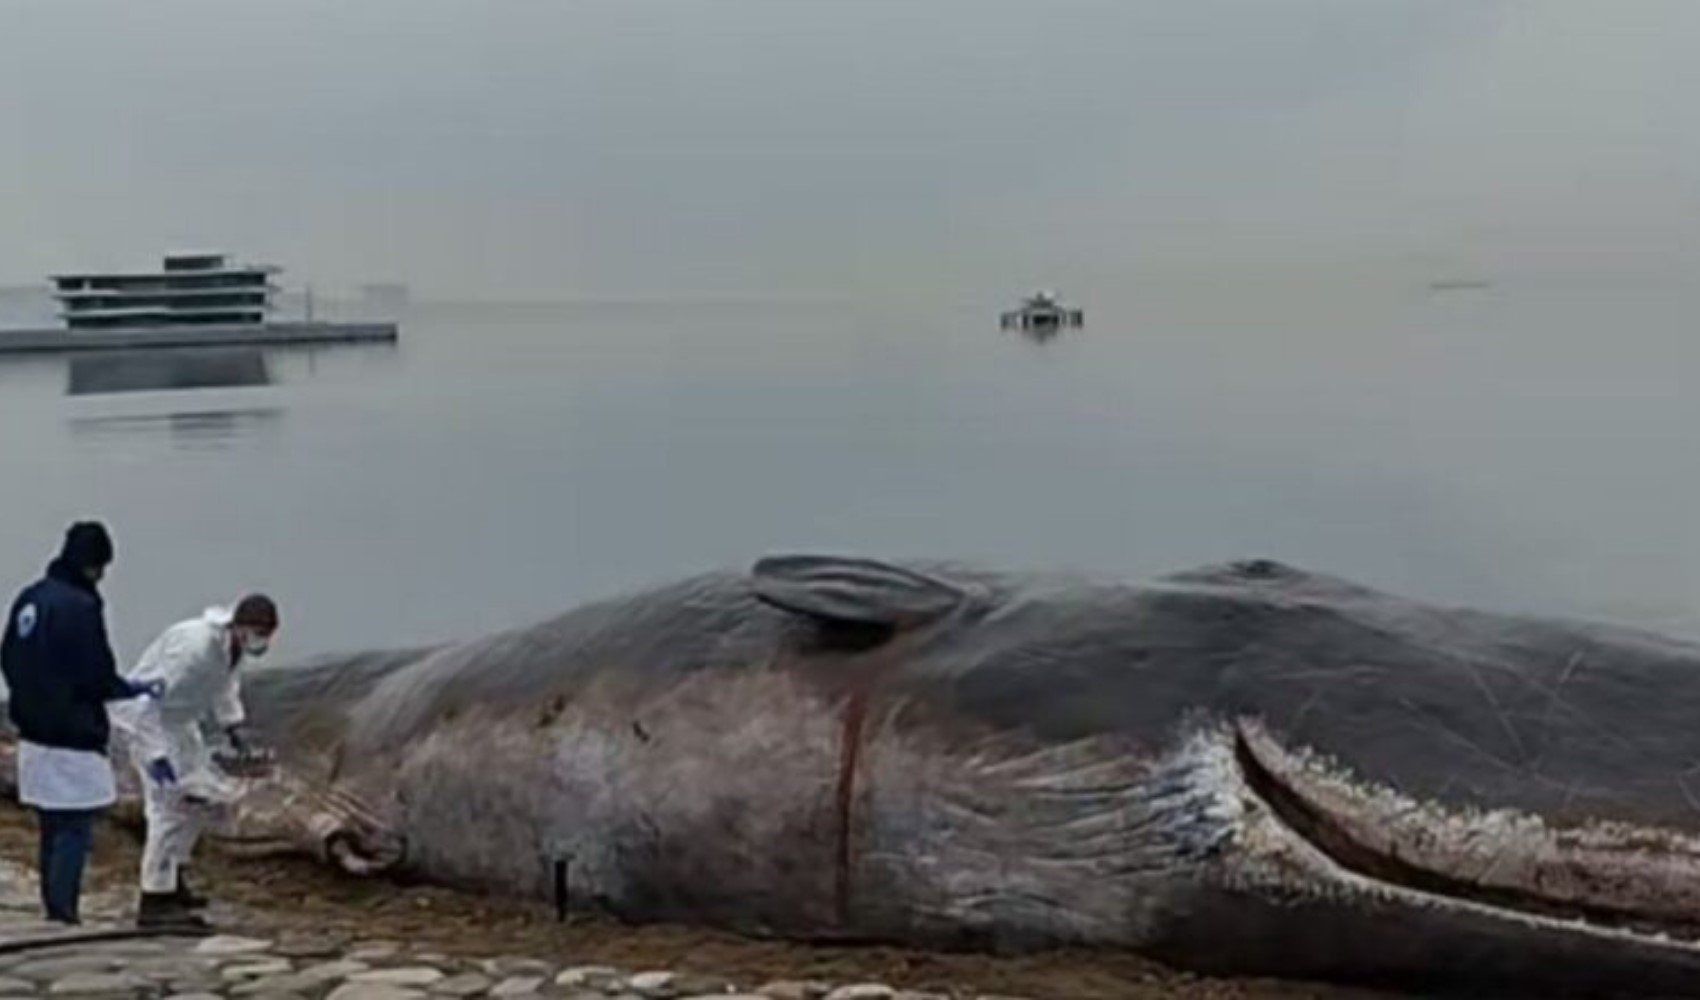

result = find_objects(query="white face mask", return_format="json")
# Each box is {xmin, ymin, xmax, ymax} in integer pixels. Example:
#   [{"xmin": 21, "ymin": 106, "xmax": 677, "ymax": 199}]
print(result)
[{"xmin": 241, "ymin": 632, "xmax": 271, "ymax": 658}]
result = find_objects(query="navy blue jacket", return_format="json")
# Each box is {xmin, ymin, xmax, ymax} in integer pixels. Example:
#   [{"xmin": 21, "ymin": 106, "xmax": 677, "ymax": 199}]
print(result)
[{"xmin": 1, "ymin": 560, "xmax": 132, "ymax": 753}]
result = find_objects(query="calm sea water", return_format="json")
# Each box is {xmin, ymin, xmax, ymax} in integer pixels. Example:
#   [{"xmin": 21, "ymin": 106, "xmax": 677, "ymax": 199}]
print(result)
[{"xmin": 2, "ymin": 283, "xmax": 1698, "ymax": 667}]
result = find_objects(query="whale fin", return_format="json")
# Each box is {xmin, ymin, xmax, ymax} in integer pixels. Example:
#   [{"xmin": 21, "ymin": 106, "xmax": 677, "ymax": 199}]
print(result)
[{"xmin": 750, "ymin": 555, "xmax": 965, "ymax": 629}]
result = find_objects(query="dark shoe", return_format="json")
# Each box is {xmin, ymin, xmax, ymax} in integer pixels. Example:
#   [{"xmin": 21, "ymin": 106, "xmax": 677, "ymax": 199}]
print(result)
[
  {"xmin": 136, "ymin": 892, "xmax": 209, "ymax": 930},
  {"xmin": 174, "ymin": 874, "xmax": 209, "ymax": 910}
]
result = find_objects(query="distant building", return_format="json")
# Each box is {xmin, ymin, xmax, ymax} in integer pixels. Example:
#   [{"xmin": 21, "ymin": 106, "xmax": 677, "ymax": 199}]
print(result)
[{"xmin": 51, "ymin": 252, "xmax": 278, "ymax": 331}]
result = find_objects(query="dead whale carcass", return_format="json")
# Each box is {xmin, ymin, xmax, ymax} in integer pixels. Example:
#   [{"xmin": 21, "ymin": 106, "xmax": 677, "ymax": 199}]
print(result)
[{"xmin": 18, "ymin": 555, "xmax": 1700, "ymax": 994}]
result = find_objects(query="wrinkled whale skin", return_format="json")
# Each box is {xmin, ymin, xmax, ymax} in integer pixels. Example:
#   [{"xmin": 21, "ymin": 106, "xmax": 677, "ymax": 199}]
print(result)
[{"xmin": 16, "ymin": 555, "xmax": 1700, "ymax": 995}]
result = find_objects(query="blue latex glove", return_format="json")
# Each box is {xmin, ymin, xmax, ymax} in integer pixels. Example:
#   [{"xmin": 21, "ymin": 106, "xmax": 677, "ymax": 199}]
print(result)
[
  {"xmin": 145, "ymin": 757, "xmax": 177, "ymax": 787},
  {"xmin": 127, "ymin": 678, "xmax": 165, "ymax": 700}
]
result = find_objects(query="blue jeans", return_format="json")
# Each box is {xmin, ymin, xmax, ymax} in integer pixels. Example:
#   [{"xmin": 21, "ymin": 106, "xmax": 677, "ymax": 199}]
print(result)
[{"xmin": 36, "ymin": 808, "xmax": 97, "ymax": 924}]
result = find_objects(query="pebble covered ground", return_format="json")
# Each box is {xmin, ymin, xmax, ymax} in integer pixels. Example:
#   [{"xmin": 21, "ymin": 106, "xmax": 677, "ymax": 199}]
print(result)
[{"xmin": 0, "ymin": 807, "xmax": 1396, "ymax": 1000}]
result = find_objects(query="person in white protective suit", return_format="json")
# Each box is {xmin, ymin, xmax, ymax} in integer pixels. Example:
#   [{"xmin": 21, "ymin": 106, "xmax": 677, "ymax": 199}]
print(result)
[{"xmin": 109, "ymin": 594, "xmax": 279, "ymax": 928}]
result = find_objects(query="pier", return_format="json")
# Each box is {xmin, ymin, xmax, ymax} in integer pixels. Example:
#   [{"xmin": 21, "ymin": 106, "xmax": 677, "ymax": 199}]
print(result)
[{"xmin": 0, "ymin": 321, "xmax": 397, "ymax": 355}]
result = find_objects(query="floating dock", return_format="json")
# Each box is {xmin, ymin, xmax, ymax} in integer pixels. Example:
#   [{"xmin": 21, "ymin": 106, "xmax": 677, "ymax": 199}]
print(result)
[{"xmin": 0, "ymin": 321, "xmax": 398, "ymax": 355}]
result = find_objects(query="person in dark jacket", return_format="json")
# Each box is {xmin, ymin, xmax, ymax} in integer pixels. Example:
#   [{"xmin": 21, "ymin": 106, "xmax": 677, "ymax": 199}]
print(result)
[{"xmin": 1, "ymin": 522, "xmax": 157, "ymax": 924}]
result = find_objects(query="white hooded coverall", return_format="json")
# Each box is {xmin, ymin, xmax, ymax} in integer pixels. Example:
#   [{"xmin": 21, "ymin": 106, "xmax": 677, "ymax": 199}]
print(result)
[{"xmin": 108, "ymin": 607, "xmax": 245, "ymax": 894}]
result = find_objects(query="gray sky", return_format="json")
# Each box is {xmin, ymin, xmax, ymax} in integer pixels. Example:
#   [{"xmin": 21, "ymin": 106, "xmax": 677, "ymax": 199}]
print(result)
[{"xmin": 3, "ymin": 1, "xmax": 1697, "ymax": 300}]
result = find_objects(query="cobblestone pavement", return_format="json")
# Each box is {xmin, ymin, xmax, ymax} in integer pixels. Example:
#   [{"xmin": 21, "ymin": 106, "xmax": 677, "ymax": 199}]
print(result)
[{"xmin": 0, "ymin": 859, "xmax": 1001, "ymax": 1000}]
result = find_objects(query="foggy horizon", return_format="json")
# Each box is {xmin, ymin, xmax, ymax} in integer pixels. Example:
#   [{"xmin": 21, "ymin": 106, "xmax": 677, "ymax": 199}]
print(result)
[{"xmin": 5, "ymin": 2, "xmax": 1700, "ymax": 302}]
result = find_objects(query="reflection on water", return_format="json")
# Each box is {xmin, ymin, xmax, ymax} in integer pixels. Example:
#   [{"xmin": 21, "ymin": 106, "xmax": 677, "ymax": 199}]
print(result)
[
  {"xmin": 61, "ymin": 347, "xmax": 280, "ymax": 449},
  {"xmin": 1015, "ymin": 324, "xmax": 1066, "ymax": 344},
  {"xmin": 48, "ymin": 343, "xmax": 395, "ymax": 449},
  {"xmin": 66, "ymin": 348, "xmax": 271, "ymax": 396},
  {"xmin": 66, "ymin": 407, "xmax": 285, "ymax": 449}
]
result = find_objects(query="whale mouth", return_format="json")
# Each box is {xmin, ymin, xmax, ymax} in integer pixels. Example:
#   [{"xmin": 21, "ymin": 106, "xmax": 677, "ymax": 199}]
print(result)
[{"xmin": 1230, "ymin": 719, "xmax": 1700, "ymax": 952}]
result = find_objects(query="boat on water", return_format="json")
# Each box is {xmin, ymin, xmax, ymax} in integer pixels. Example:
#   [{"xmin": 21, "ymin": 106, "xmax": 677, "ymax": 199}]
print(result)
[{"xmin": 999, "ymin": 289, "xmax": 1084, "ymax": 332}]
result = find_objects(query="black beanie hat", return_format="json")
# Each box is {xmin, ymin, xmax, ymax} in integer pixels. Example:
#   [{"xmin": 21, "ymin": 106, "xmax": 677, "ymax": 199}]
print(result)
[{"xmin": 59, "ymin": 521, "xmax": 114, "ymax": 571}]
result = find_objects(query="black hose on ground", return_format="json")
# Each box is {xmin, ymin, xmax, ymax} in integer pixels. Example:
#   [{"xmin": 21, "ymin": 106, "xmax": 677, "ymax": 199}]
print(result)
[{"xmin": 0, "ymin": 924, "xmax": 211, "ymax": 956}]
